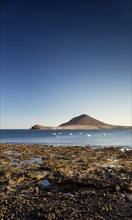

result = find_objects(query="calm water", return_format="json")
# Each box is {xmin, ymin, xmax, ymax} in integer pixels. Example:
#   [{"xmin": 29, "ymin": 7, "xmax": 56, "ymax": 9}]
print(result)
[{"xmin": 0, "ymin": 129, "xmax": 132, "ymax": 148}]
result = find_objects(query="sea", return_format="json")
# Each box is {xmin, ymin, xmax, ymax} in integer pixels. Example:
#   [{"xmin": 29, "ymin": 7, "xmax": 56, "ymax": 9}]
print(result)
[{"xmin": 0, "ymin": 129, "xmax": 132, "ymax": 148}]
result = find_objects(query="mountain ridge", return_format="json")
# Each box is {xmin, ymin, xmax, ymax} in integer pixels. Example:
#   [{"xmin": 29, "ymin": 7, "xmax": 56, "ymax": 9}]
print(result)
[{"xmin": 31, "ymin": 114, "xmax": 132, "ymax": 130}]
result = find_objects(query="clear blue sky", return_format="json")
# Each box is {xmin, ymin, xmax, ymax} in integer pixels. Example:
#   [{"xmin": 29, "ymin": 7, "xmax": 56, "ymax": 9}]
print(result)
[{"xmin": 1, "ymin": 0, "xmax": 131, "ymax": 128}]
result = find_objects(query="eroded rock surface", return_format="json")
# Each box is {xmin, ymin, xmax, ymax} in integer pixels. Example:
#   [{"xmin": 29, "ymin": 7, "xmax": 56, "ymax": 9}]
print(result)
[{"xmin": 0, "ymin": 144, "xmax": 132, "ymax": 219}]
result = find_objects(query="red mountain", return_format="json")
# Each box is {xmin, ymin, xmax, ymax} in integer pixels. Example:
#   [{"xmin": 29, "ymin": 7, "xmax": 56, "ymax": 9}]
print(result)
[{"xmin": 59, "ymin": 114, "xmax": 108, "ymax": 127}]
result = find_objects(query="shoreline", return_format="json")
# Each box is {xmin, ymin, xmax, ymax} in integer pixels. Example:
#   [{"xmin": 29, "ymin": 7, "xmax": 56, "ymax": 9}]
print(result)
[
  {"xmin": 1, "ymin": 126, "xmax": 132, "ymax": 130},
  {"xmin": 0, "ymin": 144, "xmax": 132, "ymax": 219},
  {"xmin": 0, "ymin": 142, "xmax": 132, "ymax": 149}
]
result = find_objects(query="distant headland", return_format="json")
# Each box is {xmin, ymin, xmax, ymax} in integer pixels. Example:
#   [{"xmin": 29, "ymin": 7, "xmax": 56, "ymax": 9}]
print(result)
[{"xmin": 31, "ymin": 114, "xmax": 132, "ymax": 130}]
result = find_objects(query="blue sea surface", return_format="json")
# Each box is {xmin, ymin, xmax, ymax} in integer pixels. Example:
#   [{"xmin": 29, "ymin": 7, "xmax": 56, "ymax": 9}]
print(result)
[{"xmin": 0, "ymin": 129, "xmax": 132, "ymax": 148}]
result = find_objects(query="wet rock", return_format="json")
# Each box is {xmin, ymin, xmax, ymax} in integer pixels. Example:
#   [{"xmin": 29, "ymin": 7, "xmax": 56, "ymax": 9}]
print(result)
[{"xmin": 0, "ymin": 143, "xmax": 132, "ymax": 219}]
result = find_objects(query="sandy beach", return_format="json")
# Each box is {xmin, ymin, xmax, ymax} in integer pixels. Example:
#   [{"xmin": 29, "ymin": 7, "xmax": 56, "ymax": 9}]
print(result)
[{"xmin": 0, "ymin": 143, "xmax": 132, "ymax": 219}]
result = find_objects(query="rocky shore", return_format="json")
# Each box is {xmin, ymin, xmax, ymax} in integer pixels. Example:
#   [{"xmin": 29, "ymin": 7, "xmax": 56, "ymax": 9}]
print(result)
[{"xmin": 0, "ymin": 144, "xmax": 132, "ymax": 219}]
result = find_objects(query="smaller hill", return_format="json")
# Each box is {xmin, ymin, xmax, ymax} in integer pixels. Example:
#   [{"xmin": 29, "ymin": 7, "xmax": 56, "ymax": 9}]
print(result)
[{"xmin": 31, "ymin": 124, "xmax": 52, "ymax": 130}]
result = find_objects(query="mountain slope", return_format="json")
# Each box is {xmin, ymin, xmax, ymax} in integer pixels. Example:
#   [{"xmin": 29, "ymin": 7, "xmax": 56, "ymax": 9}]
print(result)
[{"xmin": 59, "ymin": 114, "xmax": 109, "ymax": 127}]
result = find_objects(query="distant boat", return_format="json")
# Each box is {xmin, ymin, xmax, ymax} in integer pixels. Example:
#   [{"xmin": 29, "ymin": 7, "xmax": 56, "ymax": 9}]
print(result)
[
  {"xmin": 52, "ymin": 133, "xmax": 57, "ymax": 136},
  {"xmin": 102, "ymin": 132, "xmax": 106, "ymax": 136},
  {"xmin": 52, "ymin": 132, "xmax": 60, "ymax": 138},
  {"xmin": 87, "ymin": 134, "xmax": 91, "ymax": 137}
]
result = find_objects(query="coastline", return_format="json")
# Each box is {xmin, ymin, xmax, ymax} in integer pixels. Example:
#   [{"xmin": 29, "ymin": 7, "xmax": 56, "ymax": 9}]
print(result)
[
  {"xmin": 0, "ymin": 143, "xmax": 132, "ymax": 219},
  {"xmin": 31, "ymin": 125, "xmax": 132, "ymax": 130}
]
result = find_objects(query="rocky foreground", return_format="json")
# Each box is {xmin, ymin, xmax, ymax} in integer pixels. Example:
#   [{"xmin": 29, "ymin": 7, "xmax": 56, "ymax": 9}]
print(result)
[{"xmin": 0, "ymin": 144, "xmax": 132, "ymax": 220}]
